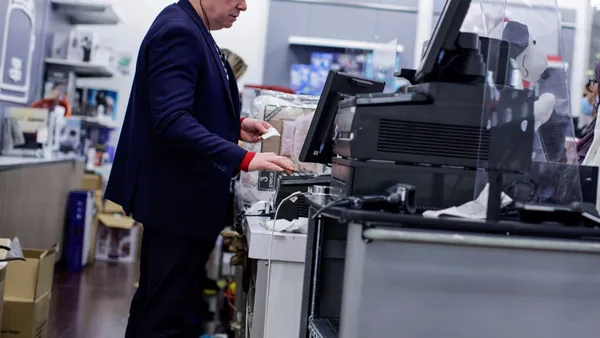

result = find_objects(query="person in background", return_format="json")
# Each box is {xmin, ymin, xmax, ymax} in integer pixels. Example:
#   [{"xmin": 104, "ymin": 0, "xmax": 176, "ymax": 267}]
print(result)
[
  {"xmin": 577, "ymin": 63, "xmax": 600, "ymax": 163},
  {"xmin": 104, "ymin": 0, "xmax": 296, "ymax": 337},
  {"xmin": 578, "ymin": 83, "xmax": 595, "ymax": 133},
  {"xmin": 593, "ymin": 61, "xmax": 600, "ymax": 115}
]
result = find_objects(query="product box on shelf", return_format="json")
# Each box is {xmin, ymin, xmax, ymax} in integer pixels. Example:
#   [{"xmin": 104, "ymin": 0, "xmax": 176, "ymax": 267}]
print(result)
[
  {"xmin": 59, "ymin": 118, "xmax": 83, "ymax": 156},
  {"xmin": 2, "ymin": 245, "xmax": 57, "ymax": 338},
  {"xmin": 67, "ymin": 28, "xmax": 98, "ymax": 63},
  {"xmin": 310, "ymin": 52, "xmax": 333, "ymax": 69},
  {"xmin": 290, "ymin": 64, "xmax": 311, "ymax": 95},
  {"xmin": 50, "ymin": 33, "xmax": 70, "ymax": 60},
  {"xmin": 74, "ymin": 88, "xmax": 119, "ymax": 120}
]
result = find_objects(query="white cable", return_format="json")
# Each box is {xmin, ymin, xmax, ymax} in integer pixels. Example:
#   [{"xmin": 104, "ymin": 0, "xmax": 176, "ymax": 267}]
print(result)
[{"xmin": 262, "ymin": 191, "xmax": 304, "ymax": 338}]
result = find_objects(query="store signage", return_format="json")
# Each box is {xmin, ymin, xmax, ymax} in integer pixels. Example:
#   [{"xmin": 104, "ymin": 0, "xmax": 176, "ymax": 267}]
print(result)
[
  {"xmin": 257, "ymin": 171, "xmax": 280, "ymax": 191},
  {"xmin": 0, "ymin": 0, "xmax": 36, "ymax": 104}
]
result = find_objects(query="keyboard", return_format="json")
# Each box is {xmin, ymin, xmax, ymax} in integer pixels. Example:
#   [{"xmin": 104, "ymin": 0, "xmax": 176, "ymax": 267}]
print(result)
[{"xmin": 281, "ymin": 171, "xmax": 317, "ymax": 178}]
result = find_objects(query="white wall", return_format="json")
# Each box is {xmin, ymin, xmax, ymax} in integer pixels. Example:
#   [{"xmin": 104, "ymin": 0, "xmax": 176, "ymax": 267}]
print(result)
[
  {"xmin": 79, "ymin": 0, "xmax": 270, "ymax": 143},
  {"xmin": 212, "ymin": 0, "xmax": 270, "ymax": 88}
]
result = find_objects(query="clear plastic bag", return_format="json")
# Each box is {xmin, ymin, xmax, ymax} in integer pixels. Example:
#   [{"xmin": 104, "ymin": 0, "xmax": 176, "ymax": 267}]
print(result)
[{"xmin": 235, "ymin": 90, "xmax": 323, "ymax": 210}]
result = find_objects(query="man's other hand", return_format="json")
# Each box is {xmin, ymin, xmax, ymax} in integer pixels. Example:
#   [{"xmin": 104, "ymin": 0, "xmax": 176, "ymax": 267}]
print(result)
[
  {"xmin": 241, "ymin": 118, "xmax": 271, "ymax": 143},
  {"xmin": 248, "ymin": 152, "xmax": 296, "ymax": 172}
]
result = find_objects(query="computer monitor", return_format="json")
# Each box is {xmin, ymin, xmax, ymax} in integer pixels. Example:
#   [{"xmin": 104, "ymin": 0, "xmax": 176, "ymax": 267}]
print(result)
[
  {"xmin": 299, "ymin": 71, "xmax": 385, "ymax": 164},
  {"xmin": 414, "ymin": 0, "xmax": 472, "ymax": 84}
]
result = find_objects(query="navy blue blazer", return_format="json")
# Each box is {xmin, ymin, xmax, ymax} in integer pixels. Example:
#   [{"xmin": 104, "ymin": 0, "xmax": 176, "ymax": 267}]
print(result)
[{"xmin": 105, "ymin": 0, "xmax": 245, "ymax": 239}]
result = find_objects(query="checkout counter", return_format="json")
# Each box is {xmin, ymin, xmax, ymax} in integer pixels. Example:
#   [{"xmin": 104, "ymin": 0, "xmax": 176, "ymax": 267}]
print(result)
[
  {"xmin": 302, "ymin": 196, "xmax": 600, "ymax": 338},
  {"xmin": 0, "ymin": 156, "xmax": 83, "ymax": 254}
]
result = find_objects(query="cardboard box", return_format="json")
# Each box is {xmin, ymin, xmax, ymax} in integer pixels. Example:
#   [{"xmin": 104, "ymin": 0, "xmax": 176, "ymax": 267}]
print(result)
[
  {"xmin": 5, "ymin": 247, "xmax": 56, "ymax": 301},
  {"xmin": 0, "ymin": 238, "xmax": 12, "ymax": 328},
  {"xmin": 1, "ymin": 292, "xmax": 50, "ymax": 338},
  {"xmin": 261, "ymin": 119, "xmax": 284, "ymax": 154},
  {"xmin": 95, "ymin": 214, "xmax": 139, "ymax": 263},
  {"xmin": 2, "ymin": 245, "xmax": 55, "ymax": 338},
  {"xmin": 81, "ymin": 173, "xmax": 102, "ymax": 191},
  {"xmin": 103, "ymin": 200, "xmax": 124, "ymax": 214}
]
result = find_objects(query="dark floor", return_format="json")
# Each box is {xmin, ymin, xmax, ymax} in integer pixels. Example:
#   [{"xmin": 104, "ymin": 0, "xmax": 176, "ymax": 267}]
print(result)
[{"xmin": 48, "ymin": 261, "xmax": 138, "ymax": 338}]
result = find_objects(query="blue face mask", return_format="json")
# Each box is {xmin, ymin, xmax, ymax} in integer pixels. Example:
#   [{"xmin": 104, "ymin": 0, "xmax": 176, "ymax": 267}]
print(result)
[{"xmin": 582, "ymin": 97, "xmax": 594, "ymax": 117}]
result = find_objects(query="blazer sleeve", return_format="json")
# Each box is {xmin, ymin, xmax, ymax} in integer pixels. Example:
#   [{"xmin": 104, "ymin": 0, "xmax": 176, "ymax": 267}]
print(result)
[{"xmin": 146, "ymin": 24, "xmax": 247, "ymax": 176}]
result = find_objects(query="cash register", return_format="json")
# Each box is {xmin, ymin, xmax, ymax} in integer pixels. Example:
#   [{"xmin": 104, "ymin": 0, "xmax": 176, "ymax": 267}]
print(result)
[{"xmin": 271, "ymin": 73, "xmax": 386, "ymax": 222}]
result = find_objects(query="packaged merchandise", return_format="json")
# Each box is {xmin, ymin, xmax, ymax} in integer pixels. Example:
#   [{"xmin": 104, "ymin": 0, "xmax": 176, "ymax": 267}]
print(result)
[
  {"xmin": 235, "ymin": 90, "xmax": 321, "ymax": 209},
  {"xmin": 281, "ymin": 120, "xmax": 296, "ymax": 156},
  {"xmin": 310, "ymin": 52, "xmax": 333, "ymax": 69},
  {"xmin": 292, "ymin": 113, "xmax": 319, "ymax": 172},
  {"xmin": 290, "ymin": 64, "xmax": 311, "ymax": 94},
  {"xmin": 73, "ymin": 88, "xmax": 119, "ymax": 120},
  {"xmin": 331, "ymin": 52, "xmax": 366, "ymax": 75},
  {"xmin": 67, "ymin": 28, "xmax": 98, "ymax": 63},
  {"xmin": 308, "ymin": 66, "xmax": 329, "ymax": 95}
]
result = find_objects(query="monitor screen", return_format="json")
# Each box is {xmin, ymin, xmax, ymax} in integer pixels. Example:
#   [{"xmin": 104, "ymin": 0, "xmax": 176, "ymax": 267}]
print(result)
[
  {"xmin": 299, "ymin": 71, "xmax": 385, "ymax": 164},
  {"xmin": 414, "ymin": 0, "xmax": 472, "ymax": 84}
]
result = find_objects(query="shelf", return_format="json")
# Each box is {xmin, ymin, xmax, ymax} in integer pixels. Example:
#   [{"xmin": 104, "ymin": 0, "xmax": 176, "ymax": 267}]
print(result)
[
  {"xmin": 45, "ymin": 58, "xmax": 114, "ymax": 78},
  {"xmin": 308, "ymin": 318, "xmax": 339, "ymax": 338},
  {"xmin": 51, "ymin": 0, "xmax": 120, "ymax": 25},
  {"xmin": 548, "ymin": 60, "xmax": 568, "ymax": 70},
  {"xmin": 68, "ymin": 115, "xmax": 119, "ymax": 129},
  {"xmin": 288, "ymin": 36, "xmax": 404, "ymax": 53}
]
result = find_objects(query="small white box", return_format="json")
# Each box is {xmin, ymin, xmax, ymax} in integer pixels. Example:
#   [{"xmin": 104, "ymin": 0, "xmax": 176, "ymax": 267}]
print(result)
[{"xmin": 67, "ymin": 28, "xmax": 98, "ymax": 63}]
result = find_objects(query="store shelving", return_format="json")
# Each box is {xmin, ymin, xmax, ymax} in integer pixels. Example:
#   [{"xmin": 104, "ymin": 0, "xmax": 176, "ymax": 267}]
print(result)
[
  {"xmin": 67, "ymin": 115, "xmax": 120, "ymax": 129},
  {"xmin": 288, "ymin": 36, "xmax": 404, "ymax": 53},
  {"xmin": 50, "ymin": 0, "xmax": 121, "ymax": 25},
  {"xmin": 45, "ymin": 58, "xmax": 114, "ymax": 78},
  {"xmin": 548, "ymin": 60, "xmax": 569, "ymax": 70}
]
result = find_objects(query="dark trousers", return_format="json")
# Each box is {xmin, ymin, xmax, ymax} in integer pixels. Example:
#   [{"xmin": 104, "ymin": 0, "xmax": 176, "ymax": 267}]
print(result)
[{"xmin": 125, "ymin": 227, "xmax": 216, "ymax": 338}]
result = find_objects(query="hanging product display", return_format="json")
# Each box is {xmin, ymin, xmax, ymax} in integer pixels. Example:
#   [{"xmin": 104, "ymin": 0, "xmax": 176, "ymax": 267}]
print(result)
[{"xmin": 0, "ymin": 0, "xmax": 36, "ymax": 104}]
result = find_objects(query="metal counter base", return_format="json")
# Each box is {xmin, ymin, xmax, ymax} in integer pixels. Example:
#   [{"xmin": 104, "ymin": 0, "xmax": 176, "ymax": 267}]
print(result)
[
  {"xmin": 341, "ymin": 224, "xmax": 600, "ymax": 338},
  {"xmin": 301, "ymin": 198, "xmax": 600, "ymax": 338},
  {"xmin": 308, "ymin": 318, "xmax": 339, "ymax": 338}
]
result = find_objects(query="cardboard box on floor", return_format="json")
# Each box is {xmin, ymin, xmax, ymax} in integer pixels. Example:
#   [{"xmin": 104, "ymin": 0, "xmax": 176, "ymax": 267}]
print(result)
[
  {"xmin": 95, "ymin": 200, "xmax": 140, "ymax": 263},
  {"xmin": 2, "ymin": 245, "xmax": 57, "ymax": 338},
  {"xmin": 0, "ymin": 239, "xmax": 12, "ymax": 331}
]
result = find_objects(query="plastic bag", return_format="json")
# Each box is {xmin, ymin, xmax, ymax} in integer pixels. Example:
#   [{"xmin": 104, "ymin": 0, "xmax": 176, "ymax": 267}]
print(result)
[
  {"xmin": 2, "ymin": 237, "xmax": 25, "ymax": 262},
  {"xmin": 235, "ymin": 90, "xmax": 321, "ymax": 209}
]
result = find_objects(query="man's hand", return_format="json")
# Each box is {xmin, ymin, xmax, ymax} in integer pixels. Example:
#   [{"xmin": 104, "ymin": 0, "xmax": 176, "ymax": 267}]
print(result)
[
  {"xmin": 248, "ymin": 152, "xmax": 296, "ymax": 172},
  {"xmin": 241, "ymin": 118, "xmax": 271, "ymax": 143}
]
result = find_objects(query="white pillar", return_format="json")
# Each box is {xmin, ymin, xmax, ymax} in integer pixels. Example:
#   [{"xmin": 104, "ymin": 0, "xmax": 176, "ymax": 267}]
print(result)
[
  {"xmin": 570, "ymin": 0, "xmax": 592, "ymax": 117},
  {"xmin": 414, "ymin": 0, "xmax": 435, "ymax": 69}
]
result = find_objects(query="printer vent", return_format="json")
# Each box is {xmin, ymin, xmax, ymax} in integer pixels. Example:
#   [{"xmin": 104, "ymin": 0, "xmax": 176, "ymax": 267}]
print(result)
[
  {"xmin": 377, "ymin": 119, "xmax": 490, "ymax": 160},
  {"xmin": 297, "ymin": 196, "xmax": 310, "ymax": 218}
]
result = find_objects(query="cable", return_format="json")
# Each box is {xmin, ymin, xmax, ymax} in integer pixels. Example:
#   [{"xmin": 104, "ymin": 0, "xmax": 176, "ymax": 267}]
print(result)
[
  {"xmin": 311, "ymin": 198, "xmax": 353, "ymax": 219},
  {"xmin": 262, "ymin": 191, "xmax": 305, "ymax": 338}
]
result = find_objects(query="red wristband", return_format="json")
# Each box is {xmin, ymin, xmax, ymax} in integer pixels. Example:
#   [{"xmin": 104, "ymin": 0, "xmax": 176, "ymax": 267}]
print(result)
[{"xmin": 238, "ymin": 152, "xmax": 255, "ymax": 172}]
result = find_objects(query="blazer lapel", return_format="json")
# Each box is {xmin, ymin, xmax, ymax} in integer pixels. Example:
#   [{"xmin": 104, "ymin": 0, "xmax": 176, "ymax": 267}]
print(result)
[{"xmin": 178, "ymin": 0, "xmax": 235, "ymax": 116}]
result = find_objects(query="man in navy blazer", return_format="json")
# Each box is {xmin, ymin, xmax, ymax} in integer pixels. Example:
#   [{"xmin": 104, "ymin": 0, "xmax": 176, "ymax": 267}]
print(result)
[{"xmin": 105, "ymin": 0, "xmax": 295, "ymax": 336}]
